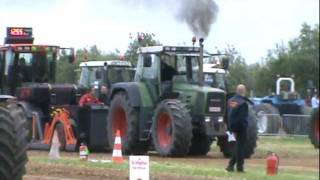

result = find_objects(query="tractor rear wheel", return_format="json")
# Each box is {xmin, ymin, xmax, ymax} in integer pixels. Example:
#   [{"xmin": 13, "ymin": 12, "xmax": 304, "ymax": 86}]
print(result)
[
  {"xmin": 244, "ymin": 108, "xmax": 258, "ymax": 158},
  {"xmin": 0, "ymin": 104, "xmax": 28, "ymax": 180},
  {"xmin": 217, "ymin": 108, "xmax": 258, "ymax": 158},
  {"xmin": 188, "ymin": 132, "xmax": 213, "ymax": 156},
  {"xmin": 107, "ymin": 92, "xmax": 148, "ymax": 155},
  {"xmin": 309, "ymin": 109, "xmax": 319, "ymax": 148},
  {"xmin": 152, "ymin": 100, "xmax": 192, "ymax": 156},
  {"xmin": 254, "ymin": 103, "xmax": 281, "ymax": 134}
]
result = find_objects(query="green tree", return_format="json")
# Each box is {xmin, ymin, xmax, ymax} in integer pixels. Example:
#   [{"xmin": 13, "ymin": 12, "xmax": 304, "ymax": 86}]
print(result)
[
  {"xmin": 263, "ymin": 23, "xmax": 319, "ymax": 95},
  {"xmin": 125, "ymin": 32, "xmax": 161, "ymax": 65},
  {"xmin": 56, "ymin": 45, "xmax": 121, "ymax": 83},
  {"xmin": 223, "ymin": 46, "xmax": 251, "ymax": 93},
  {"xmin": 55, "ymin": 50, "xmax": 78, "ymax": 83}
]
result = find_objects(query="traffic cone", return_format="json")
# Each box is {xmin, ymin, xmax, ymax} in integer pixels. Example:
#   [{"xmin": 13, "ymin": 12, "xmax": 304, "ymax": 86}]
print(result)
[
  {"xmin": 49, "ymin": 130, "xmax": 60, "ymax": 160},
  {"xmin": 112, "ymin": 130, "xmax": 124, "ymax": 164}
]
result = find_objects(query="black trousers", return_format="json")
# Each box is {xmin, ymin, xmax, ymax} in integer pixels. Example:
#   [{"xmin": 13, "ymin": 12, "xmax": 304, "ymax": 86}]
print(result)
[{"xmin": 228, "ymin": 130, "xmax": 247, "ymax": 170}]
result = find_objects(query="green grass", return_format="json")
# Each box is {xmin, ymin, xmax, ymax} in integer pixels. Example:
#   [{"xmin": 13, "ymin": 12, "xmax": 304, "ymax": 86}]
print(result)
[
  {"xmin": 253, "ymin": 136, "xmax": 319, "ymax": 158},
  {"xmin": 151, "ymin": 161, "xmax": 318, "ymax": 180},
  {"xmin": 28, "ymin": 136, "xmax": 319, "ymax": 180},
  {"xmin": 29, "ymin": 156, "xmax": 318, "ymax": 180}
]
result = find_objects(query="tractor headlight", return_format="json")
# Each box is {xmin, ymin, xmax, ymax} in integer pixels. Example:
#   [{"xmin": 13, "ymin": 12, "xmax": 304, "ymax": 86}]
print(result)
[{"xmin": 205, "ymin": 116, "xmax": 211, "ymax": 122}]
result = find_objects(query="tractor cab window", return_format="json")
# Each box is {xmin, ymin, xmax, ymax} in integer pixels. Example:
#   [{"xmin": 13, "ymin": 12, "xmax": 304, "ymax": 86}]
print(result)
[
  {"xmin": 5, "ymin": 50, "xmax": 13, "ymax": 76},
  {"xmin": 159, "ymin": 54, "xmax": 178, "ymax": 82},
  {"xmin": 79, "ymin": 66, "xmax": 104, "ymax": 88},
  {"xmin": 176, "ymin": 55, "xmax": 199, "ymax": 83},
  {"xmin": 135, "ymin": 54, "xmax": 159, "ymax": 81},
  {"xmin": 9, "ymin": 52, "xmax": 55, "ymax": 83},
  {"xmin": 204, "ymin": 73, "xmax": 226, "ymax": 90},
  {"xmin": 107, "ymin": 66, "xmax": 133, "ymax": 85}
]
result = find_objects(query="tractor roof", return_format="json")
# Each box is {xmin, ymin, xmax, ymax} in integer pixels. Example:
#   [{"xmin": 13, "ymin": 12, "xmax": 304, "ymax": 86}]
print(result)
[
  {"xmin": 203, "ymin": 64, "xmax": 226, "ymax": 74},
  {"xmin": 79, "ymin": 60, "xmax": 132, "ymax": 67},
  {"xmin": 138, "ymin": 46, "xmax": 201, "ymax": 54},
  {"xmin": 0, "ymin": 44, "xmax": 60, "ymax": 51}
]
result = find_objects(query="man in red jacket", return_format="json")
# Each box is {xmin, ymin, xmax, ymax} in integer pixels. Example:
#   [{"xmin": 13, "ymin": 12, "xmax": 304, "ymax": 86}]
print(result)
[{"xmin": 79, "ymin": 86, "xmax": 102, "ymax": 107}]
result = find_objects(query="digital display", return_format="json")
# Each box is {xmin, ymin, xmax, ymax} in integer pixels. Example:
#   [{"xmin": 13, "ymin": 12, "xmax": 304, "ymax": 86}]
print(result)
[
  {"xmin": 7, "ymin": 27, "xmax": 33, "ymax": 37},
  {"xmin": 5, "ymin": 27, "xmax": 34, "ymax": 44}
]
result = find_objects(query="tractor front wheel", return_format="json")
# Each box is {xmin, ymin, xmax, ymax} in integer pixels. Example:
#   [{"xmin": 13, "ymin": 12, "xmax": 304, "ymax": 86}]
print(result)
[
  {"xmin": 188, "ymin": 132, "xmax": 213, "ymax": 156},
  {"xmin": 107, "ymin": 92, "xmax": 148, "ymax": 155},
  {"xmin": 152, "ymin": 100, "xmax": 192, "ymax": 156}
]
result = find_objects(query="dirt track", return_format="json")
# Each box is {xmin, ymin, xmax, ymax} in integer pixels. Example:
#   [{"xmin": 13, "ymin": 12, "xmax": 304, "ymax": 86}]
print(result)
[{"xmin": 24, "ymin": 150, "xmax": 319, "ymax": 180}]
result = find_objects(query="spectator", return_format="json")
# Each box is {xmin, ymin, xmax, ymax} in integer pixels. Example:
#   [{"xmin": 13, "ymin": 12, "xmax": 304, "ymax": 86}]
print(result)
[
  {"xmin": 311, "ymin": 93, "xmax": 319, "ymax": 109},
  {"xmin": 226, "ymin": 84, "xmax": 250, "ymax": 173},
  {"xmin": 79, "ymin": 86, "xmax": 102, "ymax": 107}
]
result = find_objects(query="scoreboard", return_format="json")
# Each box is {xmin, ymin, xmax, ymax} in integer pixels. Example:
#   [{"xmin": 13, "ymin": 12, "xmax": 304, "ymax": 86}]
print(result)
[{"xmin": 4, "ymin": 27, "xmax": 34, "ymax": 44}]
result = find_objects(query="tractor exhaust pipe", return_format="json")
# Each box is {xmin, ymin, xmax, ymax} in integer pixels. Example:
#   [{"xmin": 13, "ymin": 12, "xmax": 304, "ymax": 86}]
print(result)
[{"xmin": 198, "ymin": 38, "xmax": 204, "ymax": 86}]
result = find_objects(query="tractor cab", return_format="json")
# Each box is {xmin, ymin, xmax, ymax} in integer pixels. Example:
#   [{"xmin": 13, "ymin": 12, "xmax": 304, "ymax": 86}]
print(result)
[
  {"xmin": 135, "ymin": 44, "xmax": 226, "ymax": 118},
  {"xmin": 135, "ymin": 46, "xmax": 206, "ymax": 97},
  {"xmin": 79, "ymin": 60, "xmax": 134, "ymax": 103},
  {"xmin": 0, "ymin": 27, "xmax": 75, "ymax": 95},
  {"xmin": 79, "ymin": 60, "xmax": 133, "ymax": 89},
  {"xmin": 203, "ymin": 54, "xmax": 229, "ymax": 90},
  {"xmin": 276, "ymin": 77, "xmax": 299, "ymax": 100}
]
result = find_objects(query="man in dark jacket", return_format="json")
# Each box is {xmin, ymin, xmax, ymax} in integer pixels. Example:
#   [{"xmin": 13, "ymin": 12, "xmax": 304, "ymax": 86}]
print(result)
[{"xmin": 226, "ymin": 84, "xmax": 249, "ymax": 172}]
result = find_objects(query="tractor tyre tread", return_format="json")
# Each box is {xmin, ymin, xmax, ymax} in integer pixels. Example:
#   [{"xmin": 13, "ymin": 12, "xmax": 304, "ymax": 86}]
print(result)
[
  {"xmin": 217, "ymin": 107, "xmax": 258, "ymax": 159},
  {"xmin": 0, "ymin": 103, "xmax": 28, "ymax": 180},
  {"xmin": 188, "ymin": 132, "xmax": 213, "ymax": 156},
  {"xmin": 309, "ymin": 109, "xmax": 319, "ymax": 148},
  {"xmin": 108, "ymin": 92, "xmax": 149, "ymax": 155},
  {"xmin": 152, "ymin": 99, "xmax": 192, "ymax": 157}
]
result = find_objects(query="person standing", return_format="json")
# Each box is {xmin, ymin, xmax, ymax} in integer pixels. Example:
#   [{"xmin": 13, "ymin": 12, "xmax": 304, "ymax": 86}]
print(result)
[
  {"xmin": 311, "ymin": 92, "xmax": 319, "ymax": 109},
  {"xmin": 79, "ymin": 86, "xmax": 102, "ymax": 107},
  {"xmin": 226, "ymin": 84, "xmax": 250, "ymax": 173}
]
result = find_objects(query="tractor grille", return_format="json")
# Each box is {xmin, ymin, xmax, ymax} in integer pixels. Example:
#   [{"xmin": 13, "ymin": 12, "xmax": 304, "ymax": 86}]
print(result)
[{"xmin": 206, "ymin": 92, "xmax": 225, "ymax": 115}]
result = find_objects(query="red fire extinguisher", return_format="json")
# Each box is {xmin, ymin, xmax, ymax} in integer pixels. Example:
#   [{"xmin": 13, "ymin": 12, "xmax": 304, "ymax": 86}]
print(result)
[
  {"xmin": 266, "ymin": 152, "xmax": 279, "ymax": 175},
  {"xmin": 79, "ymin": 143, "xmax": 89, "ymax": 161}
]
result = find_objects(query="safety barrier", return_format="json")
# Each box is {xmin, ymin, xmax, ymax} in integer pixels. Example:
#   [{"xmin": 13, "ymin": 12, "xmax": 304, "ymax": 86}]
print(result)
[{"xmin": 256, "ymin": 113, "xmax": 311, "ymax": 136}]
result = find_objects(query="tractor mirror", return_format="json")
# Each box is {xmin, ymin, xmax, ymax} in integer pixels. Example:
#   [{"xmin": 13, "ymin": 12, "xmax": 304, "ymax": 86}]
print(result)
[
  {"xmin": 221, "ymin": 57, "xmax": 229, "ymax": 70},
  {"xmin": 68, "ymin": 48, "xmax": 75, "ymax": 63},
  {"xmin": 60, "ymin": 48, "xmax": 76, "ymax": 63}
]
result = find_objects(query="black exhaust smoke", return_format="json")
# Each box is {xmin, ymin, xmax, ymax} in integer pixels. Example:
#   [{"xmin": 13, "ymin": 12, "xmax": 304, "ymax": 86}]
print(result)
[
  {"xmin": 124, "ymin": 0, "xmax": 219, "ymax": 39},
  {"xmin": 176, "ymin": 0, "xmax": 218, "ymax": 38}
]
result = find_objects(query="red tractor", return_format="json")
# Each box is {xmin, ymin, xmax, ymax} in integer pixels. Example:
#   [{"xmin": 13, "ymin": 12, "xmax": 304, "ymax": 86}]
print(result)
[{"xmin": 0, "ymin": 27, "xmax": 110, "ymax": 151}]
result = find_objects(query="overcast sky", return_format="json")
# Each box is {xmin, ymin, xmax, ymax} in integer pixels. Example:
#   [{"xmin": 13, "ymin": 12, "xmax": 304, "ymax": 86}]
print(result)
[{"xmin": 1, "ymin": 0, "xmax": 319, "ymax": 64}]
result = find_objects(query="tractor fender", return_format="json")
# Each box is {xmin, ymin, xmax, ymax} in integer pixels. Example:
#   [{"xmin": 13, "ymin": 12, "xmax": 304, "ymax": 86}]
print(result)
[
  {"xmin": 0, "ymin": 95, "xmax": 15, "ymax": 102},
  {"xmin": 109, "ymin": 82, "xmax": 142, "ymax": 107},
  {"xmin": 17, "ymin": 101, "xmax": 38, "ymax": 119}
]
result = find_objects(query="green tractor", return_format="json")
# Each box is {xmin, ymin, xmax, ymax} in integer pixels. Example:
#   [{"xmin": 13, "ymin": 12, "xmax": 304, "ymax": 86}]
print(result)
[{"xmin": 107, "ymin": 40, "xmax": 257, "ymax": 157}]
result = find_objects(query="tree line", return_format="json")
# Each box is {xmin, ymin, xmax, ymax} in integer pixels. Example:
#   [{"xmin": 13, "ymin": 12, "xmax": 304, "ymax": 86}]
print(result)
[{"xmin": 56, "ymin": 24, "xmax": 319, "ymax": 97}]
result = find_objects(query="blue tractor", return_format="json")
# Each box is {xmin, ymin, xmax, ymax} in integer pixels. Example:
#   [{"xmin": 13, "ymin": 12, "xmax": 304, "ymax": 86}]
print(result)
[{"xmin": 254, "ymin": 77, "xmax": 309, "ymax": 134}]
